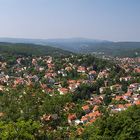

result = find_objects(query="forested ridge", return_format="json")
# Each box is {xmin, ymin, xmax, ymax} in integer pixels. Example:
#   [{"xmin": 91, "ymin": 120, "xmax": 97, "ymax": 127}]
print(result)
[{"xmin": 0, "ymin": 42, "xmax": 72, "ymax": 56}]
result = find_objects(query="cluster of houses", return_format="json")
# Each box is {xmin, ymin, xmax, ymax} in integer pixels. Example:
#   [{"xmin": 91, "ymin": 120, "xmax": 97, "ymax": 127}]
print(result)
[
  {"xmin": 68, "ymin": 95, "xmax": 103, "ymax": 126},
  {"xmin": 68, "ymin": 81, "xmax": 140, "ymax": 126},
  {"xmin": 116, "ymin": 57, "xmax": 140, "ymax": 73},
  {"xmin": 109, "ymin": 90, "xmax": 140, "ymax": 113},
  {"xmin": 0, "ymin": 54, "xmax": 140, "ymax": 127}
]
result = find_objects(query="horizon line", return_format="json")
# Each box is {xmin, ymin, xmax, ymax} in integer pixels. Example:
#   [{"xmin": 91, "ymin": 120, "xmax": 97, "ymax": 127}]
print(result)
[{"xmin": 0, "ymin": 36, "xmax": 140, "ymax": 42}]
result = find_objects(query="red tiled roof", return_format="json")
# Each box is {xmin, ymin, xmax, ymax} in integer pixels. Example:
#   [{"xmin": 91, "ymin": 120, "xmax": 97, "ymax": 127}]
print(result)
[
  {"xmin": 124, "ymin": 92, "xmax": 132, "ymax": 97},
  {"xmin": 115, "ymin": 96, "xmax": 123, "ymax": 101},
  {"xmin": 135, "ymin": 100, "xmax": 140, "ymax": 105},
  {"xmin": 93, "ymin": 111, "xmax": 101, "ymax": 117},
  {"xmin": 58, "ymin": 88, "xmax": 69, "ymax": 93},
  {"xmin": 88, "ymin": 112, "xmax": 95, "ymax": 118},
  {"xmin": 134, "ymin": 68, "xmax": 140, "ymax": 73},
  {"xmin": 82, "ymin": 105, "xmax": 89, "ymax": 111},
  {"xmin": 81, "ymin": 116, "xmax": 88, "ymax": 122},
  {"xmin": 93, "ymin": 105, "xmax": 99, "ymax": 111},
  {"xmin": 117, "ymin": 104, "xmax": 125, "ymax": 109},
  {"xmin": 68, "ymin": 114, "xmax": 77, "ymax": 121},
  {"xmin": 125, "ymin": 103, "xmax": 132, "ymax": 108},
  {"xmin": 89, "ymin": 70, "xmax": 96, "ymax": 75},
  {"xmin": 90, "ymin": 119, "xmax": 96, "ymax": 123}
]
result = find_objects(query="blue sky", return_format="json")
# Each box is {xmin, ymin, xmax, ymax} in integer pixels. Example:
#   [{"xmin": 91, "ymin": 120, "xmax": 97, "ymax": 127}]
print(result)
[{"xmin": 0, "ymin": 0, "xmax": 140, "ymax": 41}]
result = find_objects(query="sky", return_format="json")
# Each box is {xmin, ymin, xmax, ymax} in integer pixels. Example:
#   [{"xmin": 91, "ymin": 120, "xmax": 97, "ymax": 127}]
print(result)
[{"xmin": 0, "ymin": 0, "xmax": 140, "ymax": 41}]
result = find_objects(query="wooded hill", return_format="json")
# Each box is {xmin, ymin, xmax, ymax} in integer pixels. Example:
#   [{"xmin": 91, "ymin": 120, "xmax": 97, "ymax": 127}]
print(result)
[{"xmin": 0, "ymin": 42, "xmax": 72, "ymax": 56}]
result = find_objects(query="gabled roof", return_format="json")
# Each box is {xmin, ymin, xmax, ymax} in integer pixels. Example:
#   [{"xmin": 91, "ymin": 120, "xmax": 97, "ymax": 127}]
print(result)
[
  {"xmin": 58, "ymin": 88, "xmax": 69, "ymax": 93},
  {"xmin": 124, "ymin": 92, "xmax": 132, "ymax": 97},
  {"xmin": 135, "ymin": 100, "xmax": 140, "ymax": 105},
  {"xmin": 89, "ymin": 70, "xmax": 96, "ymax": 75},
  {"xmin": 114, "ymin": 96, "xmax": 123, "ymax": 101},
  {"xmin": 81, "ymin": 116, "xmax": 88, "ymax": 122},
  {"xmin": 82, "ymin": 105, "xmax": 89, "ymax": 111},
  {"xmin": 68, "ymin": 114, "xmax": 77, "ymax": 121},
  {"xmin": 125, "ymin": 103, "xmax": 132, "ymax": 108},
  {"xmin": 117, "ymin": 104, "xmax": 125, "ymax": 109},
  {"xmin": 93, "ymin": 105, "xmax": 99, "ymax": 111}
]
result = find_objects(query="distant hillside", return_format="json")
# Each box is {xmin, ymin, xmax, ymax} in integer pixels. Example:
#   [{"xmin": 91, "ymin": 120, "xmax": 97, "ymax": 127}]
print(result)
[
  {"xmin": 46, "ymin": 40, "xmax": 140, "ymax": 57},
  {"xmin": 0, "ymin": 38, "xmax": 140, "ymax": 57},
  {"xmin": 0, "ymin": 42, "xmax": 72, "ymax": 56},
  {"xmin": 79, "ymin": 42, "xmax": 140, "ymax": 57}
]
